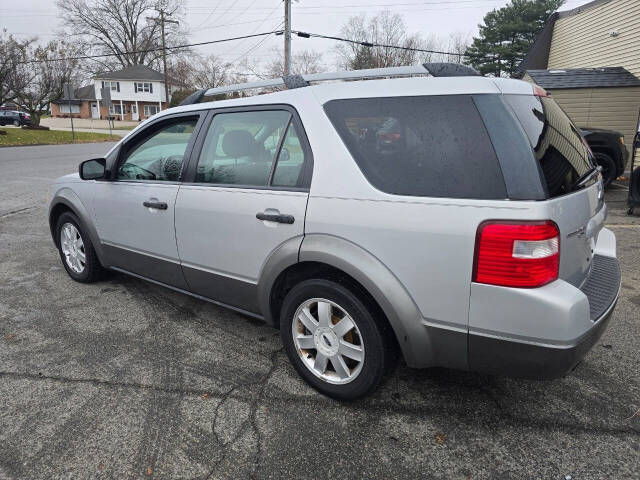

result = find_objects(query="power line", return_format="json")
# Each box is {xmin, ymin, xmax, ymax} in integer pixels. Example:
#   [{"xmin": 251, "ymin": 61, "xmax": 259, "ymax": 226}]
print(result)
[
  {"xmin": 291, "ymin": 30, "xmax": 481, "ymax": 59},
  {"xmin": 13, "ymin": 31, "xmax": 283, "ymax": 65}
]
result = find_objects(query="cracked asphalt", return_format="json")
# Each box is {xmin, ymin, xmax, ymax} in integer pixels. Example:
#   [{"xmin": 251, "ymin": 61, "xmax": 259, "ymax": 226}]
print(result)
[{"xmin": 0, "ymin": 143, "xmax": 639, "ymax": 479}]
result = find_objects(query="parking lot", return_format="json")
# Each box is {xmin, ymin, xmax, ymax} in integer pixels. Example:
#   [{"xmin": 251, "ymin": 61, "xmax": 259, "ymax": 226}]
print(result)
[{"xmin": 0, "ymin": 143, "xmax": 638, "ymax": 479}]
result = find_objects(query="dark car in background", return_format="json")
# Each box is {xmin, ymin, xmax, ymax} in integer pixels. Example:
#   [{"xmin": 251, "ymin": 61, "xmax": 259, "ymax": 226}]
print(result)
[
  {"xmin": 580, "ymin": 127, "xmax": 628, "ymax": 187},
  {"xmin": 0, "ymin": 110, "xmax": 31, "ymax": 127}
]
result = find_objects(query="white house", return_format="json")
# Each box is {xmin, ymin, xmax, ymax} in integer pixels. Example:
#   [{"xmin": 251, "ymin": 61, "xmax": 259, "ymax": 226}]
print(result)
[{"xmin": 51, "ymin": 65, "xmax": 178, "ymax": 121}]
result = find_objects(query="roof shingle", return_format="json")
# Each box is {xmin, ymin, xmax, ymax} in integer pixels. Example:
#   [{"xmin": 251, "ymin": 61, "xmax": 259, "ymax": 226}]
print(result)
[
  {"xmin": 95, "ymin": 64, "xmax": 165, "ymax": 81},
  {"xmin": 526, "ymin": 67, "xmax": 640, "ymax": 89}
]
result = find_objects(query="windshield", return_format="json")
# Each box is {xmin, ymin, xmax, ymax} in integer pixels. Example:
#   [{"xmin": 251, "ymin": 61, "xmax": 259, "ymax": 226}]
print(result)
[{"xmin": 504, "ymin": 94, "xmax": 595, "ymax": 198}]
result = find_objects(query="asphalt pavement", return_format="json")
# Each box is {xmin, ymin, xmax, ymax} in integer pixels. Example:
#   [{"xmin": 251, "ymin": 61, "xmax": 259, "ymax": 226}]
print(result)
[{"xmin": 0, "ymin": 143, "xmax": 638, "ymax": 479}]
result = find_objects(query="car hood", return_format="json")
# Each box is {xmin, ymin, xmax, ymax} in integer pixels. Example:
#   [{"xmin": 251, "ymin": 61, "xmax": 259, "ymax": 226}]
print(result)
[{"xmin": 54, "ymin": 172, "xmax": 81, "ymax": 183}]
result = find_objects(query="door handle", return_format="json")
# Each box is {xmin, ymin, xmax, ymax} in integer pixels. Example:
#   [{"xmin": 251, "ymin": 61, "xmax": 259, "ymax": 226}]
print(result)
[
  {"xmin": 256, "ymin": 212, "xmax": 295, "ymax": 224},
  {"xmin": 143, "ymin": 201, "xmax": 168, "ymax": 210}
]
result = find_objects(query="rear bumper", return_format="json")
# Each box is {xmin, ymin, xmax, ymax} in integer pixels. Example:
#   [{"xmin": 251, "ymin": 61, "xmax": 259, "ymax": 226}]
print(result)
[
  {"xmin": 467, "ymin": 252, "xmax": 621, "ymax": 379},
  {"xmin": 468, "ymin": 293, "xmax": 617, "ymax": 378}
]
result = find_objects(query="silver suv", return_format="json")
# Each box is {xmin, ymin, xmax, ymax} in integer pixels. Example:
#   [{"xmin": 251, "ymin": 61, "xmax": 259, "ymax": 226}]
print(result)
[{"xmin": 48, "ymin": 65, "xmax": 621, "ymax": 399}]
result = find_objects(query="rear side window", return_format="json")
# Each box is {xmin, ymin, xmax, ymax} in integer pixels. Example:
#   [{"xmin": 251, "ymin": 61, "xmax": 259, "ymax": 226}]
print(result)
[
  {"xmin": 504, "ymin": 95, "xmax": 593, "ymax": 198},
  {"xmin": 323, "ymin": 95, "xmax": 506, "ymax": 199}
]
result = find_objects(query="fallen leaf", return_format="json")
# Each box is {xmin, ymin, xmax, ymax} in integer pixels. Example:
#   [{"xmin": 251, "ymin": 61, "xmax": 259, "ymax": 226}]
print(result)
[
  {"xmin": 435, "ymin": 433, "xmax": 446, "ymax": 445},
  {"xmin": 147, "ymin": 466, "xmax": 152, "ymax": 476},
  {"xmin": 202, "ymin": 393, "xmax": 209, "ymax": 401},
  {"xmin": 98, "ymin": 464, "xmax": 104, "ymax": 470},
  {"xmin": 6, "ymin": 333, "xmax": 15, "ymax": 341}
]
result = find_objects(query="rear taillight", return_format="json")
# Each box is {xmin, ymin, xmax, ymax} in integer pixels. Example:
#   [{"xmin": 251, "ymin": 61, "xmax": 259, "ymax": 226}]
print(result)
[{"xmin": 473, "ymin": 221, "xmax": 560, "ymax": 288}]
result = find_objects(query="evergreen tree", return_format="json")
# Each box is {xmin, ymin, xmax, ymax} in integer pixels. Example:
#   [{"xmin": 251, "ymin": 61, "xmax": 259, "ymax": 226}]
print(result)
[{"xmin": 466, "ymin": 0, "xmax": 565, "ymax": 77}]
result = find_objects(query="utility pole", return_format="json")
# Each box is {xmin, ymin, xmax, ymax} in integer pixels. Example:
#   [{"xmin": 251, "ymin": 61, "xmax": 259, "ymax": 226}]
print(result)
[
  {"xmin": 148, "ymin": 9, "xmax": 178, "ymax": 110},
  {"xmin": 284, "ymin": 0, "xmax": 291, "ymax": 76}
]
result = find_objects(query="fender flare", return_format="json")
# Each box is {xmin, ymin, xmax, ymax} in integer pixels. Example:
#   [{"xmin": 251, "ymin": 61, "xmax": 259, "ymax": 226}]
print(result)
[{"xmin": 48, "ymin": 188, "xmax": 107, "ymax": 266}]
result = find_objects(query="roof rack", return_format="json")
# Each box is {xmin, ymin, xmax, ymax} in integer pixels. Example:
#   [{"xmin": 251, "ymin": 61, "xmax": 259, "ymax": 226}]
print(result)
[{"xmin": 179, "ymin": 62, "xmax": 480, "ymax": 106}]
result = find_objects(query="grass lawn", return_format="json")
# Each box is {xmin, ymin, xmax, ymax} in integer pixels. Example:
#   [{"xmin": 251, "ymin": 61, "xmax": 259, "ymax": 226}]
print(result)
[{"xmin": 0, "ymin": 128, "xmax": 117, "ymax": 146}]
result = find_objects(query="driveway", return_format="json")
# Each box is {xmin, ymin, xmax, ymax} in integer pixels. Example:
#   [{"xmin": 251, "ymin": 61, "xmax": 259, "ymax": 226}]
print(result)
[{"xmin": 0, "ymin": 143, "xmax": 638, "ymax": 479}]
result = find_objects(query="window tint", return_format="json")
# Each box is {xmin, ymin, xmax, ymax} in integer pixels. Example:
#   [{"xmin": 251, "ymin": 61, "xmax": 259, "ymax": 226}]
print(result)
[
  {"xmin": 117, "ymin": 119, "xmax": 197, "ymax": 181},
  {"xmin": 324, "ymin": 95, "xmax": 506, "ymax": 199},
  {"xmin": 272, "ymin": 122, "xmax": 306, "ymax": 187},
  {"xmin": 504, "ymin": 94, "xmax": 593, "ymax": 198},
  {"xmin": 195, "ymin": 110, "xmax": 291, "ymax": 186}
]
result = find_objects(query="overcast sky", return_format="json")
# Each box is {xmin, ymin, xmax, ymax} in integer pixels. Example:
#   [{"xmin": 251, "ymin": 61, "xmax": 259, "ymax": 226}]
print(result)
[{"xmin": 1, "ymin": 0, "xmax": 595, "ymax": 71}]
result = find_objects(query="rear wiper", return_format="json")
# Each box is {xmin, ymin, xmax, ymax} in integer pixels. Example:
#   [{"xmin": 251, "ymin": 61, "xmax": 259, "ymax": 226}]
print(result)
[{"xmin": 572, "ymin": 165, "xmax": 602, "ymax": 190}]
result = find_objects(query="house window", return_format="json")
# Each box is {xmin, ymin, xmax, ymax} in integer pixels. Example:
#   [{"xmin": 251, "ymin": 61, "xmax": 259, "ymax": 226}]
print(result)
[
  {"xmin": 135, "ymin": 82, "xmax": 153, "ymax": 93},
  {"xmin": 109, "ymin": 104, "xmax": 123, "ymax": 115},
  {"xmin": 102, "ymin": 81, "xmax": 120, "ymax": 92},
  {"xmin": 59, "ymin": 104, "xmax": 81, "ymax": 114},
  {"xmin": 143, "ymin": 105, "xmax": 159, "ymax": 117}
]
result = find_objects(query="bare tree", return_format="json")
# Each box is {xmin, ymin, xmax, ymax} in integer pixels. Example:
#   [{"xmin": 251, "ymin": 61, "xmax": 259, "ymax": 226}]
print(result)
[
  {"xmin": 13, "ymin": 41, "xmax": 82, "ymax": 126},
  {"xmin": 189, "ymin": 54, "xmax": 233, "ymax": 90},
  {"xmin": 336, "ymin": 11, "xmax": 426, "ymax": 70},
  {"xmin": 56, "ymin": 0, "xmax": 187, "ymax": 72},
  {"xmin": 265, "ymin": 48, "xmax": 324, "ymax": 77},
  {"xmin": 0, "ymin": 32, "xmax": 32, "ymax": 107},
  {"xmin": 440, "ymin": 32, "xmax": 471, "ymax": 64}
]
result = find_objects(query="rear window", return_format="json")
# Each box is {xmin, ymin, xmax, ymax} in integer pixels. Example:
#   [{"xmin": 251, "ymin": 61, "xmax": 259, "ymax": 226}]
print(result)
[
  {"xmin": 504, "ymin": 94, "xmax": 594, "ymax": 198},
  {"xmin": 324, "ymin": 95, "xmax": 506, "ymax": 199}
]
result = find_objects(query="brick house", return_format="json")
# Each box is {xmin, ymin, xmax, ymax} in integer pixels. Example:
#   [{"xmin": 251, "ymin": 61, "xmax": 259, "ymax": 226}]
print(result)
[{"xmin": 51, "ymin": 65, "xmax": 178, "ymax": 121}]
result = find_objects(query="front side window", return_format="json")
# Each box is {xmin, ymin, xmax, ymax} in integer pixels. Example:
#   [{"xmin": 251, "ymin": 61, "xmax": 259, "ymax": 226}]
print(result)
[
  {"xmin": 504, "ymin": 94, "xmax": 594, "ymax": 198},
  {"xmin": 117, "ymin": 118, "xmax": 198, "ymax": 182},
  {"xmin": 324, "ymin": 95, "xmax": 506, "ymax": 199},
  {"xmin": 195, "ymin": 110, "xmax": 307, "ymax": 187}
]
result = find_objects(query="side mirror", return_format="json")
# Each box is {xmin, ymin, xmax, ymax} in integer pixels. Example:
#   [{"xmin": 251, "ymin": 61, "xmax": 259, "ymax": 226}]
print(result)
[{"xmin": 79, "ymin": 158, "xmax": 107, "ymax": 180}]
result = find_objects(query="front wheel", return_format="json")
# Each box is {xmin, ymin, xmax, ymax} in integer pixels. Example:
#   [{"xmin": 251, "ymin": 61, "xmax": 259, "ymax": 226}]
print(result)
[
  {"xmin": 56, "ymin": 212, "xmax": 105, "ymax": 283},
  {"xmin": 280, "ymin": 279, "xmax": 391, "ymax": 400}
]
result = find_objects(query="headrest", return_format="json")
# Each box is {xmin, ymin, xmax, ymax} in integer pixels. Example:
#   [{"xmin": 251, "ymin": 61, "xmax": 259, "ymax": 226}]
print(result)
[{"xmin": 222, "ymin": 130, "xmax": 259, "ymax": 157}]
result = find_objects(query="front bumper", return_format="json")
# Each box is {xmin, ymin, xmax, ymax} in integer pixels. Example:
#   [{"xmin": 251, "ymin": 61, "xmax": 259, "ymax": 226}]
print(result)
[{"xmin": 467, "ymin": 253, "xmax": 621, "ymax": 379}]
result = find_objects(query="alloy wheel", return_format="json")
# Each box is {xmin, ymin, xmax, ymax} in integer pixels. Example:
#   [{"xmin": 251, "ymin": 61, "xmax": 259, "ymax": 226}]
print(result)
[
  {"xmin": 60, "ymin": 223, "xmax": 86, "ymax": 274},
  {"xmin": 292, "ymin": 298, "xmax": 365, "ymax": 385}
]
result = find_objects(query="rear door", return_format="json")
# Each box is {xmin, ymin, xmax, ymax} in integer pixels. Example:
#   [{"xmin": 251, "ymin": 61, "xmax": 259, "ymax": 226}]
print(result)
[
  {"xmin": 504, "ymin": 93, "xmax": 603, "ymax": 287},
  {"xmin": 175, "ymin": 106, "xmax": 312, "ymax": 314},
  {"xmin": 91, "ymin": 112, "xmax": 205, "ymax": 288}
]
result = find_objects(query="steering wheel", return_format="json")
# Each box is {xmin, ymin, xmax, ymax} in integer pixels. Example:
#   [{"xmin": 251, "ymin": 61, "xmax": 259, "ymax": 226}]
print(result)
[{"xmin": 120, "ymin": 163, "xmax": 156, "ymax": 180}]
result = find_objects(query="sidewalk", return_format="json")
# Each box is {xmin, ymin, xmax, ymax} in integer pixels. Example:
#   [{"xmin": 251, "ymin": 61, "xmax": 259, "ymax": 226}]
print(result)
[
  {"xmin": 41, "ymin": 117, "xmax": 139, "ymax": 130},
  {"xmin": 50, "ymin": 127, "xmax": 129, "ymax": 137}
]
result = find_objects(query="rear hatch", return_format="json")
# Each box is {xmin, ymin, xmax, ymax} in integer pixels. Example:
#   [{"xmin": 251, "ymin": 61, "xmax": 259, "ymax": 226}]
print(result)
[{"xmin": 503, "ymin": 93, "xmax": 604, "ymax": 287}]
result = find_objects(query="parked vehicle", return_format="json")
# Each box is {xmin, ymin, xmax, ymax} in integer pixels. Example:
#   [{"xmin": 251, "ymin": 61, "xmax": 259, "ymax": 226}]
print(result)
[
  {"xmin": 0, "ymin": 110, "xmax": 31, "ymax": 127},
  {"xmin": 580, "ymin": 127, "xmax": 628, "ymax": 187},
  {"xmin": 48, "ymin": 65, "xmax": 621, "ymax": 400}
]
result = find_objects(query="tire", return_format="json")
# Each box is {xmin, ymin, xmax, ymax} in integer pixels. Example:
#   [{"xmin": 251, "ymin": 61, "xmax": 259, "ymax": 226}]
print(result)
[
  {"xmin": 280, "ymin": 278, "xmax": 391, "ymax": 400},
  {"xmin": 594, "ymin": 151, "xmax": 616, "ymax": 187},
  {"xmin": 12, "ymin": 120, "xmax": 20, "ymax": 127},
  {"xmin": 55, "ymin": 212, "xmax": 105, "ymax": 283}
]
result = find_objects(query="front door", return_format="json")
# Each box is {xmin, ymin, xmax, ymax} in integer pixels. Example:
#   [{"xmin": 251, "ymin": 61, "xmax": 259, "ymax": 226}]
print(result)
[
  {"xmin": 91, "ymin": 103, "xmax": 100, "ymax": 119},
  {"xmin": 91, "ymin": 113, "xmax": 204, "ymax": 288},
  {"xmin": 175, "ymin": 107, "xmax": 312, "ymax": 314},
  {"xmin": 131, "ymin": 104, "xmax": 139, "ymax": 121}
]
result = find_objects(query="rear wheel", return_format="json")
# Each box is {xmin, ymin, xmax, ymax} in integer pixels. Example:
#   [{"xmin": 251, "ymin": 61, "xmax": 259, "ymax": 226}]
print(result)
[
  {"xmin": 12, "ymin": 120, "xmax": 20, "ymax": 127},
  {"xmin": 280, "ymin": 279, "xmax": 391, "ymax": 400},
  {"xmin": 593, "ymin": 151, "xmax": 616, "ymax": 187},
  {"xmin": 56, "ymin": 212, "xmax": 105, "ymax": 283}
]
